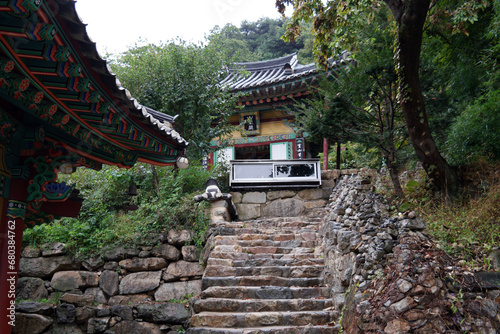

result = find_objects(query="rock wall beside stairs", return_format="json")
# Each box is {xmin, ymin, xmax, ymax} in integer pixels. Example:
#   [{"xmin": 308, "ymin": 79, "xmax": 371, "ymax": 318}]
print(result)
[
  {"xmin": 322, "ymin": 171, "xmax": 500, "ymax": 333},
  {"xmin": 15, "ymin": 230, "xmax": 203, "ymax": 334}
]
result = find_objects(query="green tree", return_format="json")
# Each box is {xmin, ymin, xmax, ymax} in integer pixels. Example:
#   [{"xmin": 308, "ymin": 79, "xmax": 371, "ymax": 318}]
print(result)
[
  {"xmin": 110, "ymin": 40, "xmax": 238, "ymax": 161},
  {"xmin": 295, "ymin": 8, "xmax": 409, "ymax": 197},
  {"xmin": 276, "ymin": 0, "xmax": 492, "ymax": 194}
]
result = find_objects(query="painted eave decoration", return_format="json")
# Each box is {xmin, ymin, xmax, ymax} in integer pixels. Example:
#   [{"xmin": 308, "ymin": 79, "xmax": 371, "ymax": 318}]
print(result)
[
  {"xmin": 0, "ymin": 0, "xmax": 188, "ymax": 169},
  {"xmin": 221, "ymin": 52, "xmax": 348, "ymax": 109}
]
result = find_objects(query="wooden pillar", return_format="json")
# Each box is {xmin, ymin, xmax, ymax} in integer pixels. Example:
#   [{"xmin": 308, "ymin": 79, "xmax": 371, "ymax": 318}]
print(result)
[
  {"xmin": 0, "ymin": 178, "xmax": 27, "ymax": 334},
  {"xmin": 323, "ymin": 138, "xmax": 328, "ymax": 170}
]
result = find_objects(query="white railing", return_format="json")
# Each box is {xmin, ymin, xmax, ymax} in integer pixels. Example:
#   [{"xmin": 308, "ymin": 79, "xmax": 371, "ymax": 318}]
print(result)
[{"xmin": 229, "ymin": 159, "xmax": 321, "ymax": 189}]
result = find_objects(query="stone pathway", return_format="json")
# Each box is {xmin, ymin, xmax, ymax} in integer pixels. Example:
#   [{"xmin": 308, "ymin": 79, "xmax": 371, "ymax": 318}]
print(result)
[{"xmin": 188, "ymin": 217, "xmax": 340, "ymax": 334}]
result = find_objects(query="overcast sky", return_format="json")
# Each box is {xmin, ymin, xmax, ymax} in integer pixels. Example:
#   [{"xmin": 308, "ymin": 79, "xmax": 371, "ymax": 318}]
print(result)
[{"xmin": 75, "ymin": 0, "xmax": 290, "ymax": 55}]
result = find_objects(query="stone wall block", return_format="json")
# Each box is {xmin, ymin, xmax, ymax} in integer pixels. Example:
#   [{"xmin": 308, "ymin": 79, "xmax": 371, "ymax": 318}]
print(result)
[
  {"xmin": 102, "ymin": 247, "xmax": 139, "ymax": 261},
  {"xmin": 235, "ymin": 204, "xmax": 261, "ymax": 220},
  {"xmin": 60, "ymin": 293, "xmax": 95, "ymax": 307},
  {"xmin": 111, "ymin": 305, "xmax": 134, "ymax": 321},
  {"xmin": 242, "ymin": 192, "xmax": 266, "ymax": 204},
  {"xmin": 136, "ymin": 303, "xmax": 190, "ymax": 324},
  {"xmin": 87, "ymin": 317, "xmax": 110, "ymax": 334},
  {"xmin": 84, "ymin": 287, "xmax": 108, "ymax": 304},
  {"xmin": 298, "ymin": 188, "xmax": 324, "ymax": 200},
  {"xmin": 165, "ymin": 260, "xmax": 204, "ymax": 279},
  {"xmin": 118, "ymin": 257, "xmax": 167, "ymax": 272},
  {"xmin": 108, "ymin": 294, "xmax": 152, "ymax": 306},
  {"xmin": 111, "ymin": 320, "xmax": 162, "ymax": 334},
  {"xmin": 17, "ymin": 277, "xmax": 48, "ymax": 301},
  {"xmin": 51, "ymin": 271, "xmax": 99, "ymax": 291},
  {"xmin": 151, "ymin": 244, "xmax": 181, "ymax": 261},
  {"xmin": 154, "ymin": 280, "xmax": 202, "ymax": 301},
  {"xmin": 19, "ymin": 256, "xmax": 80, "ymax": 278},
  {"xmin": 167, "ymin": 230, "xmax": 193, "ymax": 246},
  {"xmin": 82, "ymin": 256, "xmax": 104, "ymax": 271},
  {"xmin": 41, "ymin": 242, "xmax": 66, "ymax": 257},
  {"xmin": 56, "ymin": 303, "xmax": 76, "ymax": 323},
  {"xmin": 266, "ymin": 190, "xmax": 297, "ymax": 201},
  {"xmin": 230, "ymin": 192, "xmax": 242, "ymax": 204},
  {"xmin": 99, "ymin": 270, "xmax": 119, "ymax": 297},
  {"xmin": 262, "ymin": 198, "xmax": 304, "ymax": 217},
  {"xmin": 15, "ymin": 301, "xmax": 53, "ymax": 316},
  {"xmin": 21, "ymin": 245, "xmax": 40, "ymax": 258},
  {"xmin": 118, "ymin": 271, "xmax": 162, "ymax": 295},
  {"xmin": 12, "ymin": 313, "xmax": 53, "ymax": 334},
  {"xmin": 182, "ymin": 245, "xmax": 201, "ymax": 262}
]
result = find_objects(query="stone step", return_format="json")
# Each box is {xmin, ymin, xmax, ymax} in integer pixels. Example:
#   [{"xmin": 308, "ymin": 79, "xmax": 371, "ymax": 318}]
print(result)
[
  {"xmin": 214, "ymin": 227, "xmax": 322, "ymax": 236},
  {"xmin": 192, "ymin": 298, "xmax": 333, "ymax": 313},
  {"xmin": 209, "ymin": 252, "xmax": 322, "ymax": 261},
  {"xmin": 206, "ymin": 258, "xmax": 324, "ymax": 268},
  {"xmin": 190, "ymin": 311, "xmax": 336, "ymax": 328},
  {"xmin": 213, "ymin": 238, "xmax": 320, "ymax": 248},
  {"xmin": 212, "ymin": 245, "xmax": 318, "ymax": 255},
  {"xmin": 202, "ymin": 276, "xmax": 323, "ymax": 290},
  {"xmin": 204, "ymin": 265, "xmax": 324, "ymax": 278},
  {"xmin": 186, "ymin": 325, "xmax": 341, "ymax": 334},
  {"xmin": 200, "ymin": 286, "xmax": 330, "ymax": 300},
  {"xmin": 233, "ymin": 232, "xmax": 321, "ymax": 242}
]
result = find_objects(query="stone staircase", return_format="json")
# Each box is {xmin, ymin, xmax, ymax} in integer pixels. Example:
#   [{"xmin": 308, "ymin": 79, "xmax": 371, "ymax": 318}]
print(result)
[{"xmin": 188, "ymin": 217, "xmax": 340, "ymax": 334}]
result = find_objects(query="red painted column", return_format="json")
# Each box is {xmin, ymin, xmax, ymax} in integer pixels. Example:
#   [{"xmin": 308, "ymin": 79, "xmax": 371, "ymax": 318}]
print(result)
[
  {"xmin": 0, "ymin": 179, "xmax": 27, "ymax": 334},
  {"xmin": 323, "ymin": 138, "xmax": 329, "ymax": 170}
]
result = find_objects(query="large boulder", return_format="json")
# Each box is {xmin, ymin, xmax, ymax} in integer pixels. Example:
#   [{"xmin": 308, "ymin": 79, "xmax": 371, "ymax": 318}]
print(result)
[
  {"xmin": 19, "ymin": 256, "xmax": 80, "ymax": 278},
  {"xmin": 51, "ymin": 271, "xmax": 99, "ymax": 291},
  {"xmin": 17, "ymin": 277, "xmax": 48, "ymax": 300},
  {"xmin": 119, "ymin": 271, "xmax": 162, "ymax": 294}
]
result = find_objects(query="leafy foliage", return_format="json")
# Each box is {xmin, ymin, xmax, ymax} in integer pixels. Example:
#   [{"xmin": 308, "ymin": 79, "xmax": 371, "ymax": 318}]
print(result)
[
  {"xmin": 23, "ymin": 165, "xmax": 215, "ymax": 258},
  {"xmin": 110, "ymin": 41, "xmax": 238, "ymax": 161},
  {"xmin": 207, "ymin": 18, "xmax": 314, "ymax": 63}
]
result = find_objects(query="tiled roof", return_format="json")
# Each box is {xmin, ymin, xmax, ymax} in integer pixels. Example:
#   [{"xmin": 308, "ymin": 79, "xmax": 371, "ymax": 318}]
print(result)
[
  {"xmin": 0, "ymin": 0, "xmax": 188, "ymax": 167},
  {"xmin": 221, "ymin": 53, "xmax": 324, "ymax": 91}
]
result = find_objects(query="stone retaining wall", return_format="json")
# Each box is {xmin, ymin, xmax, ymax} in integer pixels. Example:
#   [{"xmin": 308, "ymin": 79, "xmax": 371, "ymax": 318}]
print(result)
[
  {"xmin": 230, "ymin": 169, "xmax": 364, "ymax": 221},
  {"xmin": 322, "ymin": 172, "xmax": 500, "ymax": 333},
  {"xmin": 15, "ymin": 230, "xmax": 203, "ymax": 334}
]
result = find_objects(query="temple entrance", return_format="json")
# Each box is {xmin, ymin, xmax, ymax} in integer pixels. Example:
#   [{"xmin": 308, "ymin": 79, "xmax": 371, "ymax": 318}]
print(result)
[{"xmin": 235, "ymin": 145, "xmax": 270, "ymax": 160}]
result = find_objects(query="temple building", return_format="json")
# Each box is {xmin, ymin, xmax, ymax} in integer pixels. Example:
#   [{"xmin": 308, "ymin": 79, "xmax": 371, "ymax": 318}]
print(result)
[
  {"xmin": 209, "ymin": 52, "xmax": 341, "ymax": 166},
  {"xmin": 0, "ymin": 1, "xmax": 188, "ymax": 332}
]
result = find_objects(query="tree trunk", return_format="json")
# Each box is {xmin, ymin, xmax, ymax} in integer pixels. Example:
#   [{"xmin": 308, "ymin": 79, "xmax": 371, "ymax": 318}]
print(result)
[
  {"xmin": 151, "ymin": 164, "xmax": 160, "ymax": 196},
  {"xmin": 336, "ymin": 141, "xmax": 341, "ymax": 170},
  {"xmin": 385, "ymin": 0, "xmax": 459, "ymax": 195},
  {"xmin": 385, "ymin": 142, "xmax": 405, "ymax": 199},
  {"xmin": 323, "ymin": 138, "xmax": 329, "ymax": 170}
]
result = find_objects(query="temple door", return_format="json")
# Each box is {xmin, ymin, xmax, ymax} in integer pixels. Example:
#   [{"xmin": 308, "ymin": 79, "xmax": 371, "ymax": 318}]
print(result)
[{"xmin": 270, "ymin": 142, "xmax": 291, "ymax": 160}]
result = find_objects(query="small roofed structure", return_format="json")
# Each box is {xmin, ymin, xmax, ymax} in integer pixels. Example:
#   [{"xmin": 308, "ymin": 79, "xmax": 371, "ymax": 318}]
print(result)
[
  {"xmin": 0, "ymin": 1, "xmax": 188, "ymax": 331},
  {"xmin": 211, "ymin": 52, "xmax": 344, "ymax": 166}
]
